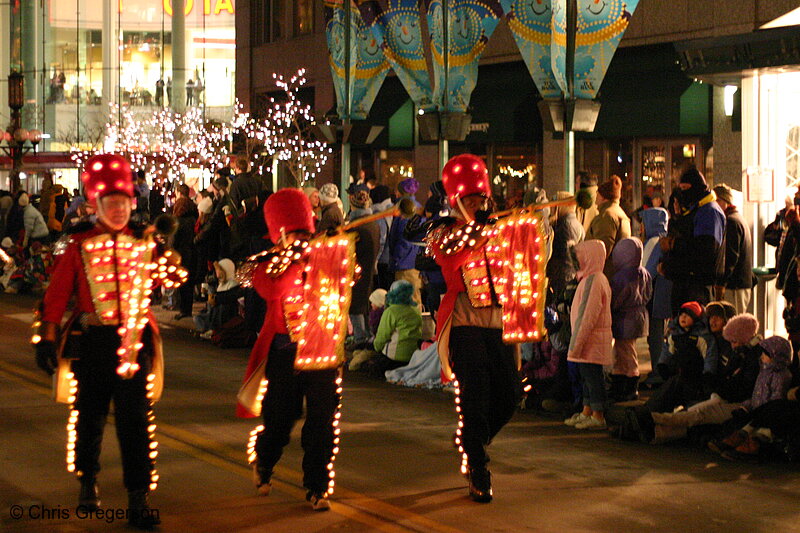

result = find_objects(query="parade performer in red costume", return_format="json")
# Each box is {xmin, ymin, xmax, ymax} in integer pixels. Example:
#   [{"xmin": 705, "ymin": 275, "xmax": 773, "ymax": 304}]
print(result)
[
  {"xmin": 237, "ymin": 188, "xmax": 358, "ymax": 511},
  {"xmin": 31, "ymin": 154, "xmax": 187, "ymax": 530},
  {"xmin": 427, "ymin": 154, "xmax": 549, "ymax": 502}
]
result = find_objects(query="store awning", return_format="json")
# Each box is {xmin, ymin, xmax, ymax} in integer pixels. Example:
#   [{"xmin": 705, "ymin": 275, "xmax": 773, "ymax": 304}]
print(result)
[
  {"xmin": 0, "ymin": 152, "xmax": 77, "ymax": 170},
  {"xmin": 674, "ymin": 25, "xmax": 800, "ymax": 86}
]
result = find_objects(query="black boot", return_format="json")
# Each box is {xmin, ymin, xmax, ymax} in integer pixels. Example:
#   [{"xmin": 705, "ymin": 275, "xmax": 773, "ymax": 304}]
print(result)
[
  {"xmin": 624, "ymin": 376, "xmax": 640, "ymax": 402},
  {"xmin": 609, "ymin": 375, "xmax": 626, "ymax": 402},
  {"xmin": 128, "ymin": 489, "xmax": 161, "ymax": 530},
  {"xmin": 78, "ymin": 476, "xmax": 100, "ymax": 512},
  {"xmin": 467, "ymin": 468, "xmax": 493, "ymax": 503}
]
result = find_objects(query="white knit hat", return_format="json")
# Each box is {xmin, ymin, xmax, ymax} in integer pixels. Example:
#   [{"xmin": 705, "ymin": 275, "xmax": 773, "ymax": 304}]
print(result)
[
  {"xmin": 197, "ymin": 196, "xmax": 213, "ymax": 215},
  {"xmin": 369, "ymin": 288, "xmax": 387, "ymax": 308},
  {"xmin": 319, "ymin": 183, "xmax": 339, "ymax": 205}
]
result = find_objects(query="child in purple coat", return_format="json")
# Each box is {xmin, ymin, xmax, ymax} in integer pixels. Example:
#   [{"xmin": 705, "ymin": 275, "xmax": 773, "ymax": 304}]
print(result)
[{"xmin": 610, "ymin": 237, "xmax": 652, "ymax": 402}]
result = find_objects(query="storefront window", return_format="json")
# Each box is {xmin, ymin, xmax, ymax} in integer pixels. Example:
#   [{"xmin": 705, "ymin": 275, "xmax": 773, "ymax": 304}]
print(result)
[{"xmin": 293, "ymin": 0, "xmax": 314, "ymax": 35}]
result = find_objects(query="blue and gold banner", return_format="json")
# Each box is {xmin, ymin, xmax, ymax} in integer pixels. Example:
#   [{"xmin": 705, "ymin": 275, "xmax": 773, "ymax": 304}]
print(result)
[
  {"xmin": 552, "ymin": 0, "xmax": 639, "ymax": 99},
  {"xmin": 500, "ymin": 0, "xmax": 561, "ymax": 99},
  {"xmin": 325, "ymin": 0, "xmax": 359, "ymax": 119},
  {"xmin": 359, "ymin": 0, "xmax": 436, "ymax": 111},
  {"xmin": 573, "ymin": 0, "xmax": 639, "ymax": 99},
  {"xmin": 425, "ymin": 0, "xmax": 503, "ymax": 112},
  {"xmin": 352, "ymin": 7, "xmax": 391, "ymax": 119}
]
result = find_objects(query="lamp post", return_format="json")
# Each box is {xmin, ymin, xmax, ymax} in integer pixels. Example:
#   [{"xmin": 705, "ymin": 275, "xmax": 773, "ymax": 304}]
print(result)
[{"xmin": 1, "ymin": 71, "xmax": 40, "ymax": 193}]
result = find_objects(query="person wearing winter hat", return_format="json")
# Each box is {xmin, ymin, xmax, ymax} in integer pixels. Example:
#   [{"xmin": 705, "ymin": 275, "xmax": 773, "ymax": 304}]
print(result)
[
  {"xmin": 646, "ymin": 301, "xmax": 719, "ymax": 414},
  {"xmin": 586, "ymin": 175, "xmax": 631, "ymax": 279},
  {"xmin": 712, "ymin": 184, "xmax": 754, "ymax": 314},
  {"xmin": 388, "ymin": 177, "xmax": 423, "ymax": 306},
  {"xmin": 317, "ymin": 183, "xmax": 344, "ymax": 233},
  {"xmin": 303, "ymin": 186, "xmax": 322, "ymax": 220},
  {"xmin": 398, "ymin": 177, "xmax": 419, "ymax": 196},
  {"xmin": 659, "ymin": 166, "xmax": 726, "ymax": 314},
  {"xmin": 237, "ymin": 188, "xmax": 356, "ymax": 511},
  {"xmin": 627, "ymin": 312, "xmax": 764, "ymax": 445},
  {"xmin": 575, "ymin": 170, "xmax": 599, "ymax": 232},
  {"xmin": 705, "ymin": 300, "xmax": 737, "ymax": 372},
  {"xmin": 709, "ymin": 335, "xmax": 794, "ymax": 458}
]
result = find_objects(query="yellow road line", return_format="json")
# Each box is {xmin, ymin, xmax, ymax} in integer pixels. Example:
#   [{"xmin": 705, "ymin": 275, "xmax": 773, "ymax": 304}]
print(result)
[{"xmin": 0, "ymin": 359, "xmax": 463, "ymax": 533}]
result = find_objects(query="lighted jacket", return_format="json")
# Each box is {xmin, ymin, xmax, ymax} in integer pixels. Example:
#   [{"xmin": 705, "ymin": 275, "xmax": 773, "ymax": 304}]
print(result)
[
  {"xmin": 567, "ymin": 240, "xmax": 613, "ymax": 366},
  {"xmin": 39, "ymin": 222, "xmax": 185, "ymax": 403},
  {"xmin": 610, "ymin": 237, "xmax": 652, "ymax": 339}
]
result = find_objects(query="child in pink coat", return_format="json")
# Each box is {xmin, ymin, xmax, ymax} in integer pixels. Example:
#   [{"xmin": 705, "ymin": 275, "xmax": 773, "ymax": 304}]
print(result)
[{"xmin": 565, "ymin": 240, "xmax": 614, "ymax": 430}]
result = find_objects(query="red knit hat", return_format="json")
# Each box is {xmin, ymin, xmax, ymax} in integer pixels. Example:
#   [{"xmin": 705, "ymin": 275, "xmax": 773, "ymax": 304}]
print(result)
[
  {"xmin": 679, "ymin": 301, "xmax": 704, "ymax": 322},
  {"xmin": 263, "ymin": 189, "xmax": 315, "ymax": 244},
  {"xmin": 81, "ymin": 154, "xmax": 135, "ymax": 204},
  {"xmin": 442, "ymin": 154, "xmax": 490, "ymax": 208},
  {"xmin": 597, "ymin": 175, "xmax": 622, "ymax": 201}
]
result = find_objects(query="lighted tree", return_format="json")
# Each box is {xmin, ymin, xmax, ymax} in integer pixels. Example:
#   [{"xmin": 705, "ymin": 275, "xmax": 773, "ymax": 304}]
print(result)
[{"xmin": 231, "ymin": 69, "xmax": 331, "ymax": 187}]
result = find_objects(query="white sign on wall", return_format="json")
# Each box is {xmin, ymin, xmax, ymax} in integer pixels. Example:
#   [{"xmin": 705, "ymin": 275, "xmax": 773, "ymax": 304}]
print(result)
[{"xmin": 745, "ymin": 166, "xmax": 775, "ymax": 203}]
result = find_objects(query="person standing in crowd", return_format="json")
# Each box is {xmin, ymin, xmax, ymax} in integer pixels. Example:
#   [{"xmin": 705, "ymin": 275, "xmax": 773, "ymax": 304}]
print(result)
[
  {"xmin": 31, "ymin": 154, "xmax": 187, "ymax": 529},
  {"xmin": 586, "ymin": 175, "xmax": 631, "ymax": 279},
  {"xmin": 172, "ymin": 188, "xmax": 198, "ymax": 321},
  {"xmin": 565, "ymin": 240, "xmax": 613, "ymax": 430},
  {"xmin": 389, "ymin": 178, "xmax": 422, "ymax": 307},
  {"xmin": 186, "ymin": 78, "xmax": 195, "ymax": 106},
  {"xmin": 575, "ymin": 171, "xmax": 599, "ymax": 233},
  {"xmin": 196, "ymin": 177, "xmax": 234, "ymax": 262},
  {"xmin": 609, "ymin": 237, "xmax": 652, "ymax": 402},
  {"xmin": 546, "ymin": 190, "xmax": 585, "ymax": 300},
  {"xmin": 238, "ymin": 189, "xmax": 355, "ymax": 511},
  {"xmin": 136, "ymin": 171, "xmax": 150, "ymax": 217},
  {"xmin": 229, "ymin": 157, "xmax": 262, "ymax": 215},
  {"xmin": 19, "ymin": 191, "xmax": 50, "ymax": 247},
  {"xmin": 347, "ymin": 190, "xmax": 380, "ymax": 350},
  {"xmin": 370, "ymin": 183, "xmax": 395, "ymax": 290},
  {"xmin": 155, "ymin": 78, "xmax": 164, "ymax": 107},
  {"xmin": 428, "ymin": 154, "xmax": 520, "ymax": 503},
  {"xmin": 640, "ymin": 207, "xmax": 673, "ymax": 389},
  {"xmin": 659, "ymin": 167, "xmax": 726, "ymax": 313},
  {"xmin": 713, "ymin": 184, "xmax": 754, "ymax": 314},
  {"xmin": 304, "ymin": 186, "xmax": 322, "ymax": 221},
  {"xmin": 317, "ymin": 183, "xmax": 343, "ymax": 233}
]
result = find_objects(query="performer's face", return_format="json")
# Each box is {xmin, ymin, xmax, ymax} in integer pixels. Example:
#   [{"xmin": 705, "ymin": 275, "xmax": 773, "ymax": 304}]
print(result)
[
  {"xmin": 97, "ymin": 193, "xmax": 132, "ymax": 231},
  {"xmin": 459, "ymin": 194, "xmax": 488, "ymax": 219}
]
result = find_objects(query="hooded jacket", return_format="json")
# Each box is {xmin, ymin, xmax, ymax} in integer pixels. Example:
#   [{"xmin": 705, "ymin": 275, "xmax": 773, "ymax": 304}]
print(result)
[
  {"xmin": 610, "ymin": 238, "xmax": 652, "ymax": 339},
  {"xmin": 659, "ymin": 316, "xmax": 719, "ymax": 380},
  {"xmin": 546, "ymin": 211, "xmax": 585, "ymax": 298},
  {"xmin": 742, "ymin": 336, "xmax": 793, "ymax": 411},
  {"xmin": 641, "ymin": 208, "xmax": 673, "ymax": 320},
  {"xmin": 586, "ymin": 199, "xmax": 631, "ymax": 279},
  {"xmin": 714, "ymin": 335, "xmax": 762, "ymax": 403},
  {"xmin": 567, "ymin": 240, "xmax": 613, "ymax": 366}
]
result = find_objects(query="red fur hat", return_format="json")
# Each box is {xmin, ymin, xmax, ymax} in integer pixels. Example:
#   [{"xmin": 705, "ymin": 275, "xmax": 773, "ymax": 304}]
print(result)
[
  {"xmin": 263, "ymin": 189, "xmax": 315, "ymax": 244},
  {"xmin": 80, "ymin": 154, "xmax": 135, "ymax": 204},
  {"xmin": 442, "ymin": 154, "xmax": 490, "ymax": 208}
]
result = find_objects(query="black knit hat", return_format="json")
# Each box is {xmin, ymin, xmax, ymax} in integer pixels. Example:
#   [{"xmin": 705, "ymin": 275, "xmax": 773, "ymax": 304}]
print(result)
[{"xmin": 706, "ymin": 301, "xmax": 736, "ymax": 322}]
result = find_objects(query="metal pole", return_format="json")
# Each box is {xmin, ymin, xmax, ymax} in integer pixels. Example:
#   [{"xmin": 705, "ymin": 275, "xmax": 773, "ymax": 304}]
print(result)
[
  {"xmin": 438, "ymin": 0, "xmax": 449, "ymax": 174},
  {"xmin": 563, "ymin": 0, "xmax": 577, "ymax": 194},
  {"xmin": 340, "ymin": 0, "xmax": 352, "ymax": 211}
]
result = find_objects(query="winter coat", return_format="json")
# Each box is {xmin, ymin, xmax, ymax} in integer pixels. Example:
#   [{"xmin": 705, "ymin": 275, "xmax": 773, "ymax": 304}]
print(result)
[
  {"xmin": 229, "ymin": 172, "xmax": 262, "ymax": 215},
  {"xmin": 610, "ymin": 238, "xmax": 652, "ymax": 339},
  {"xmin": 659, "ymin": 318, "xmax": 718, "ymax": 381},
  {"xmin": 662, "ymin": 191, "xmax": 726, "ymax": 303},
  {"xmin": 714, "ymin": 336, "xmax": 762, "ymax": 403},
  {"xmin": 641, "ymin": 208, "xmax": 672, "ymax": 320},
  {"xmin": 546, "ymin": 211, "xmax": 584, "ymax": 298},
  {"xmin": 349, "ymin": 208, "xmax": 380, "ymax": 315},
  {"xmin": 318, "ymin": 202, "xmax": 344, "ymax": 233},
  {"xmin": 374, "ymin": 303, "xmax": 423, "ymax": 363},
  {"xmin": 586, "ymin": 199, "xmax": 631, "ymax": 279},
  {"xmin": 742, "ymin": 338, "xmax": 793, "ymax": 411},
  {"xmin": 388, "ymin": 210, "xmax": 420, "ymax": 271},
  {"xmin": 23, "ymin": 204, "xmax": 49, "ymax": 241},
  {"xmin": 719, "ymin": 207, "xmax": 754, "ymax": 290},
  {"xmin": 372, "ymin": 198, "xmax": 395, "ymax": 266},
  {"xmin": 567, "ymin": 240, "xmax": 613, "ymax": 366}
]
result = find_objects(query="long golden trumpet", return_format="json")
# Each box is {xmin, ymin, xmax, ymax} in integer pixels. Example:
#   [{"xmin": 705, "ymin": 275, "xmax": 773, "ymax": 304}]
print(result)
[
  {"xmin": 338, "ymin": 207, "xmax": 400, "ymax": 231},
  {"xmin": 491, "ymin": 197, "xmax": 576, "ymax": 219}
]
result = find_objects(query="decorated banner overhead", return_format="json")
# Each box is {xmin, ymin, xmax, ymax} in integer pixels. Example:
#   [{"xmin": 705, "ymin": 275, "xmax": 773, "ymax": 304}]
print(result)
[
  {"xmin": 552, "ymin": 0, "xmax": 639, "ymax": 99},
  {"xmin": 359, "ymin": 0, "xmax": 436, "ymax": 111},
  {"xmin": 325, "ymin": 0, "xmax": 391, "ymax": 120},
  {"xmin": 425, "ymin": 0, "xmax": 504, "ymax": 112},
  {"xmin": 352, "ymin": 8, "xmax": 392, "ymax": 119},
  {"xmin": 500, "ymin": 0, "xmax": 561, "ymax": 99},
  {"xmin": 325, "ymin": 0, "xmax": 359, "ymax": 119}
]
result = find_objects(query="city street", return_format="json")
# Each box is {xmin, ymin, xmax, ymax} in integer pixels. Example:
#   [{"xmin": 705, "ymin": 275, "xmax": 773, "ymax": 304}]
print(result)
[{"xmin": 1, "ymin": 293, "xmax": 799, "ymax": 533}]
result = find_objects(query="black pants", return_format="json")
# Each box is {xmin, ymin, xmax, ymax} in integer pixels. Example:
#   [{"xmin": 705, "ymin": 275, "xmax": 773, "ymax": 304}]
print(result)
[
  {"xmin": 645, "ymin": 375, "xmax": 706, "ymax": 414},
  {"xmin": 450, "ymin": 326, "xmax": 520, "ymax": 470},
  {"xmin": 72, "ymin": 326, "xmax": 154, "ymax": 491},
  {"xmin": 254, "ymin": 335, "xmax": 339, "ymax": 493}
]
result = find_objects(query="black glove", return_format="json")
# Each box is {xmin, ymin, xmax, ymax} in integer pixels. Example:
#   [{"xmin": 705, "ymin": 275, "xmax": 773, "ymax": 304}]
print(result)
[{"xmin": 35, "ymin": 341, "xmax": 58, "ymax": 376}]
